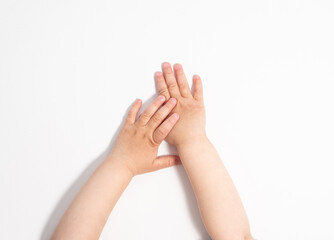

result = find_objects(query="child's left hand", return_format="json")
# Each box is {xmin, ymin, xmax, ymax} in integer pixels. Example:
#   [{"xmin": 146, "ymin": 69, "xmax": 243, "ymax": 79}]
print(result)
[{"xmin": 108, "ymin": 95, "xmax": 180, "ymax": 176}]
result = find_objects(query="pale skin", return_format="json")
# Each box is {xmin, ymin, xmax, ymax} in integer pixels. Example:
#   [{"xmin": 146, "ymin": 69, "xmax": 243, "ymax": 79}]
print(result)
[
  {"xmin": 155, "ymin": 62, "xmax": 253, "ymax": 240},
  {"xmin": 52, "ymin": 62, "xmax": 253, "ymax": 240},
  {"xmin": 51, "ymin": 95, "xmax": 180, "ymax": 239}
]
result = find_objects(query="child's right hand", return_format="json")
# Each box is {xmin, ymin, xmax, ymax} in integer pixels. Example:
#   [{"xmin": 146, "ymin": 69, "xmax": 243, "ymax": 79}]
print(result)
[{"xmin": 155, "ymin": 62, "xmax": 207, "ymax": 148}]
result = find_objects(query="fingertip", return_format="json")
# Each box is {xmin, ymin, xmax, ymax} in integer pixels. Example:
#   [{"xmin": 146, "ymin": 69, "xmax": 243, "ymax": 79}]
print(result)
[
  {"xmin": 172, "ymin": 113, "xmax": 179, "ymax": 121},
  {"xmin": 134, "ymin": 98, "xmax": 142, "ymax": 108},
  {"xmin": 193, "ymin": 74, "xmax": 201, "ymax": 81},
  {"xmin": 155, "ymin": 71, "xmax": 163, "ymax": 78},
  {"xmin": 162, "ymin": 62, "xmax": 171, "ymax": 69},
  {"xmin": 169, "ymin": 97, "xmax": 177, "ymax": 104},
  {"xmin": 173, "ymin": 63, "xmax": 182, "ymax": 71},
  {"xmin": 158, "ymin": 95, "xmax": 165, "ymax": 102}
]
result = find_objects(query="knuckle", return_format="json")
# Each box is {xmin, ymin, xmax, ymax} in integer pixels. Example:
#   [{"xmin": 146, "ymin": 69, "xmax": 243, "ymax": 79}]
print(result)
[
  {"xmin": 140, "ymin": 112, "xmax": 151, "ymax": 120},
  {"xmin": 178, "ymin": 82, "xmax": 185, "ymax": 88},
  {"xmin": 151, "ymin": 114, "xmax": 161, "ymax": 124},
  {"xmin": 132, "ymin": 129, "xmax": 138, "ymax": 136},
  {"xmin": 121, "ymin": 125, "xmax": 135, "ymax": 137},
  {"xmin": 180, "ymin": 86, "xmax": 189, "ymax": 93},
  {"xmin": 158, "ymin": 161, "xmax": 165, "ymax": 169},
  {"xmin": 154, "ymin": 127, "xmax": 165, "ymax": 140},
  {"xmin": 167, "ymin": 158, "xmax": 173, "ymax": 167},
  {"xmin": 121, "ymin": 126, "xmax": 129, "ymax": 134},
  {"xmin": 168, "ymin": 82, "xmax": 178, "ymax": 89},
  {"xmin": 158, "ymin": 88, "xmax": 169, "ymax": 96}
]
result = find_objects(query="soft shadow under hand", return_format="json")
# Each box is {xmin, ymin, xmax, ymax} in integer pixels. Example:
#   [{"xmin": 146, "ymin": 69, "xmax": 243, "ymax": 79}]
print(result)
[
  {"xmin": 40, "ymin": 95, "xmax": 209, "ymax": 240},
  {"xmin": 39, "ymin": 102, "xmax": 132, "ymax": 240}
]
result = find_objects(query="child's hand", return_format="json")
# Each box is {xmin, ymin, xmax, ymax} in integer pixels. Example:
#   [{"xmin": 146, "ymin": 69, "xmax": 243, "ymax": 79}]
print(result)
[
  {"xmin": 52, "ymin": 95, "xmax": 180, "ymax": 239},
  {"xmin": 155, "ymin": 63, "xmax": 253, "ymax": 240},
  {"xmin": 155, "ymin": 62, "xmax": 206, "ymax": 147},
  {"xmin": 108, "ymin": 95, "xmax": 180, "ymax": 176}
]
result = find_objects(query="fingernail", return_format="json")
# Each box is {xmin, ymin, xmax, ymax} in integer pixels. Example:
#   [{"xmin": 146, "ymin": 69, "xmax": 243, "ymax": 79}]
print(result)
[
  {"xmin": 163, "ymin": 62, "xmax": 170, "ymax": 68},
  {"xmin": 158, "ymin": 95, "xmax": 165, "ymax": 101},
  {"xmin": 193, "ymin": 74, "xmax": 200, "ymax": 80},
  {"xmin": 174, "ymin": 64, "xmax": 181, "ymax": 70},
  {"xmin": 172, "ymin": 113, "xmax": 179, "ymax": 120},
  {"xmin": 170, "ymin": 98, "xmax": 177, "ymax": 104},
  {"xmin": 155, "ymin": 72, "xmax": 162, "ymax": 77}
]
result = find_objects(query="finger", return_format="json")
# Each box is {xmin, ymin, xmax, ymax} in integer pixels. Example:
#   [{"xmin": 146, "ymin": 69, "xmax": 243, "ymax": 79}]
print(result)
[
  {"xmin": 153, "ymin": 113, "xmax": 179, "ymax": 143},
  {"xmin": 126, "ymin": 99, "xmax": 142, "ymax": 124},
  {"xmin": 162, "ymin": 62, "xmax": 181, "ymax": 97},
  {"xmin": 147, "ymin": 97, "xmax": 177, "ymax": 129},
  {"xmin": 138, "ymin": 95, "xmax": 165, "ymax": 125},
  {"xmin": 151, "ymin": 155, "xmax": 181, "ymax": 172},
  {"xmin": 192, "ymin": 74, "xmax": 203, "ymax": 100},
  {"xmin": 173, "ymin": 63, "xmax": 192, "ymax": 98},
  {"xmin": 155, "ymin": 72, "xmax": 170, "ymax": 100}
]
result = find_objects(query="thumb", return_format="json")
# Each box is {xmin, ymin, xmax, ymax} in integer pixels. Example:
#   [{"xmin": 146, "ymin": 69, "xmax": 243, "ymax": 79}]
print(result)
[{"xmin": 151, "ymin": 155, "xmax": 181, "ymax": 172}]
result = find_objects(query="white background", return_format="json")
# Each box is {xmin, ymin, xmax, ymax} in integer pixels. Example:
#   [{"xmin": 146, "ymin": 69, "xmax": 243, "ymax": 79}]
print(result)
[{"xmin": 1, "ymin": 0, "xmax": 334, "ymax": 239}]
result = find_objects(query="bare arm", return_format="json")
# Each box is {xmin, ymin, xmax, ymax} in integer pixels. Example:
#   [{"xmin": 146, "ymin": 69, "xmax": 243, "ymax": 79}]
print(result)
[
  {"xmin": 51, "ymin": 158, "xmax": 132, "ymax": 240},
  {"xmin": 176, "ymin": 137, "xmax": 252, "ymax": 240},
  {"xmin": 155, "ymin": 62, "xmax": 253, "ymax": 240},
  {"xmin": 51, "ymin": 96, "xmax": 180, "ymax": 240}
]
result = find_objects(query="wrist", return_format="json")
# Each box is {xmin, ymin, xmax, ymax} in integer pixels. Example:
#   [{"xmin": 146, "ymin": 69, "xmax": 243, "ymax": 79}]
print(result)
[
  {"xmin": 175, "ymin": 133, "xmax": 209, "ymax": 149},
  {"xmin": 105, "ymin": 153, "xmax": 135, "ymax": 179}
]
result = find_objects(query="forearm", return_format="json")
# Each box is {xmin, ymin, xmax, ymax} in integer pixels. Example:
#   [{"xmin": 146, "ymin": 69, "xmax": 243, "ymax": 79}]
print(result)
[
  {"xmin": 177, "ymin": 136, "xmax": 252, "ymax": 240},
  {"xmin": 51, "ymin": 156, "xmax": 133, "ymax": 240},
  {"xmin": 51, "ymin": 94, "xmax": 180, "ymax": 239}
]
